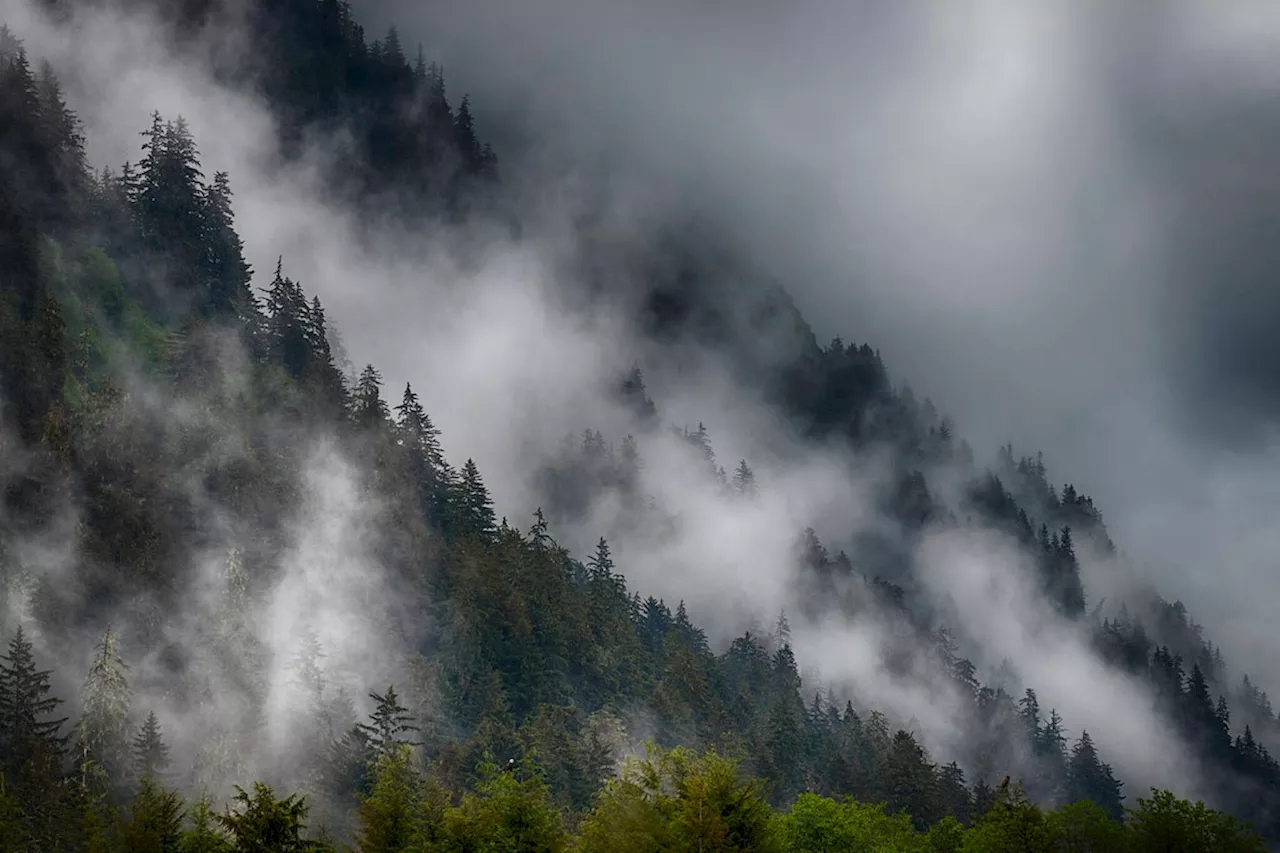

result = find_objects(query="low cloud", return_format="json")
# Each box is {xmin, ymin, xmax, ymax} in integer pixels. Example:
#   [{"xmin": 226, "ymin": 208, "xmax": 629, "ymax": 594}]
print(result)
[{"xmin": 0, "ymin": 0, "xmax": 1237, "ymax": 810}]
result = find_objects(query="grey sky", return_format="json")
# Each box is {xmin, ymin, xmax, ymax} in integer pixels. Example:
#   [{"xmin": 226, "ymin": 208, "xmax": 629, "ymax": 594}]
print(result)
[{"xmin": 345, "ymin": 0, "xmax": 1280, "ymax": 689}]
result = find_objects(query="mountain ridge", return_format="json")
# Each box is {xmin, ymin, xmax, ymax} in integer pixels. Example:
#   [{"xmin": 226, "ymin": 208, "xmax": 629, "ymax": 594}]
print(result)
[{"xmin": 0, "ymin": 0, "xmax": 1278, "ymax": 849}]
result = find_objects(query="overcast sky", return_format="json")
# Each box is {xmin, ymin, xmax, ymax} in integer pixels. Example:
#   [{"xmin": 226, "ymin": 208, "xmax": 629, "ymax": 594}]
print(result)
[{"xmin": 334, "ymin": 0, "xmax": 1280, "ymax": 686}]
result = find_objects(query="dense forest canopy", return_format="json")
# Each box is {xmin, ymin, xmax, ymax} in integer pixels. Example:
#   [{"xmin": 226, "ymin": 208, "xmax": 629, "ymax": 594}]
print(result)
[{"xmin": 0, "ymin": 0, "xmax": 1278, "ymax": 851}]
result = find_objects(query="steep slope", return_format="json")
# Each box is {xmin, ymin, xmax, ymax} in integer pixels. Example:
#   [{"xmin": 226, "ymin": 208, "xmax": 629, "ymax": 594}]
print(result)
[{"xmin": 0, "ymin": 1, "xmax": 1277, "ymax": 850}]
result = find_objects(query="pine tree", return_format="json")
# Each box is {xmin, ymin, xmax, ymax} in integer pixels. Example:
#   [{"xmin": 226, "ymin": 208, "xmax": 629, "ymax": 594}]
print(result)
[
  {"xmin": 527, "ymin": 507, "xmax": 552, "ymax": 551},
  {"xmin": 773, "ymin": 611, "xmax": 793, "ymax": 650},
  {"xmin": 454, "ymin": 94, "xmax": 482, "ymax": 173},
  {"xmin": 881, "ymin": 730, "xmax": 940, "ymax": 829},
  {"xmin": 0, "ymin": 627, "xmax": 69, "ymax": 845},
  {"xmin": 356, "ymin": 746, "xmax": 428, "ymax": 853},
  {"xmin": 33, "ymin": 60, "xmax": 87, "ymax": 230},
  {"xmin": 302, "ymin": 296, "xmax": 348, "ymax": 411},
  {"xmin": 731, "ymin": 459, "xmax": 757, "ymax": 497},
  {"xmin": 1067, "ymin": 731, "xmax": 1124, "ymax": 821},
  {"xmin": 133, "ymin": 710, "xmax": 171, "ymax": 781},
  {"xmin": 119, "ymin": 774, "xmax": 184, "ymax": 853},
  {"xmin": 134, "ymin": 113, "xmax": 208, "ymax": 301},
  {"xmin": 358, "ymin": 686, "xmax": 419, "ymax": 758},
  {"xmin": 587, "ymin": 538, "xmax": 614, "ymax": 582},
  {"xmin": 458, "ymin": 459, "xmax": 496, "ymax": 539},
  {"xmin": 938, "ymin": 761, "xmax": 972, "ymax": 823},
  {"xmin": 1018, "ymin": 689, "xmax": 1042, "ymax": 743},
  {"xmin": 425, "ymin": 62, "xmax": 451, "ymax": 126},
  {"xmin": 265, "ymin": 260, "xmax": 312, "ymax": 379},
  {"xmin": 353, "ymin": 364, "xmax": 389, "ymax": 429},
  {"xmin": 616, "ymin": 365, "xmax": 657, "ymax": 423},
  {"xmin": 181, "ymin": 795, "xmax": 232, "ymax": 853},
  {"xmin": 202, "ymin": 170, "xmax": 251, "ymax": 315},
  {"xmin": 216, "ymin": 783, "xmax": 324, "ymax": 852},
  {"xmin": 395, "ymin": 383, "xmax": 444, "ymax": 470},
  {"xmin": 77, "ymin": 625, "xmax": 133, "ymax": 783},
  {"xmin": 382, "ymin": 26, "xmax": 405, "ymax": 69}
]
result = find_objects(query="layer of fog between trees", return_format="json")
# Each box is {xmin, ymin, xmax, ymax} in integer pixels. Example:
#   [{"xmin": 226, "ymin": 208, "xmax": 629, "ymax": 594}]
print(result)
[
  {"xmin": 0, "ymin": 0, "xmax": 1242, "ymax": 809},
  {"xmin": 356, "ymin": 0, "xmax": 1280, "ymax": 696}
]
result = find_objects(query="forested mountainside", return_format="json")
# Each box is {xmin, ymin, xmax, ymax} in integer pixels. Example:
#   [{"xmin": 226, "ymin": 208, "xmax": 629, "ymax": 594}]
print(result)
[{"xmin": 1, "ymin": 0, "xmax": 1278, "ymax": 851}]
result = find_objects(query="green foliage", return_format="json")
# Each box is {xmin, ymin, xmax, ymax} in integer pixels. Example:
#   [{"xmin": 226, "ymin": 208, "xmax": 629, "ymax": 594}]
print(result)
[
  {"xmin": 1125, "ymin": 789, "xmax": 1266, "ymax": 853},
  {"xmin": 437, "ymin": 761, "xmax": 567, "ymax": 853},
  {"xmin": 118, "ymin": 775, "xmax": 184, "ymax": 853},
  {"xmin": 180, "ymin": 796, "xmax": 233, "ymax": 853},
  {"xmin": 0, "ymin": 626, "xmax": 69, "ymax": 848},
  {"xmin": 355, "ymin": 746, "xmax": 435, "ymax": 853},
  {"xmin": 577, "ymin": 744, "xmax": 779, "ymax": 853},
  {"xmin": 215, "ymin": 783, "xmax": 327, "ymax": 853},
  {"xmin": 1044, "ymin": 800, "xmax": 1127, "ymax": 852},
  {"xmin": 358, "ymin": 687, "xmax": 419, "ymax": 760},
  {"xmin": 778, "ymin": 793, "xmax": 929, "ymax": 853},
  {"xmin": 960, "ymin": 783, "xmax": 1050, "ymax": 853},
  {"xmin": 927, "ymin": 815, "xmax": 965, "ymax": 853}
]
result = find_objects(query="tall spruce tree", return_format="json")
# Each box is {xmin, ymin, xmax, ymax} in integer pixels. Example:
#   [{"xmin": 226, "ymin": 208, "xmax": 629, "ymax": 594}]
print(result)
[
  {"xmin": 133, "ymin": 710, "xmax": 171, "ymax": 781},
  {"xmin": 77, "ymin": 625, "xmax": 133, "ymax": 784},
  {"xmin": 358, "ymin": 686, "xmax": 419, "ymax": 759},
  {"xmin": 1067, "ymin": 731, "xmax": 1124, "ymax": 821},
  {"xmin": 0, "ymin": 627, "xmax": 69, "ymax": 845}
]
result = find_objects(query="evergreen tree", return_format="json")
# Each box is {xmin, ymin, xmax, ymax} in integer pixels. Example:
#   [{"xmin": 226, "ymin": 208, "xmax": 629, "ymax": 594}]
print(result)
[
  {"xmin": 133, "ymin": 710, "xmax": 171, "ymax": 781},
  {"xmin": 77, "ymin": 625, "xmax": 133, "ymax": 784},
  {"xmin": 216, "ymin": 783, "xmax": 325, "ymax": 852},
  {"xmin": 395, "ymin": 383, "xmax": 444, "ymax": 470},
  {"xmin": 358, "ymin": 686, "xmax": 419, "ymax": 758},
  {"xmin": 202, "ymin": 170, "xmax": 251, "ymax": 315},
  {"xmin": 0, "ymin": 627, "xmax": 69, "ymax": 846},
  {"xmin": 458, "ymin": 459, "xmax": 497, "ymax": 539},
  {"xmin": 453, "ymin": 94, "xmax": 482, "ymax": 174},
  {"xmin": 135, "ymin": 113, "xmax": 207, "ymax": 301},
  {"xmin": 265, "ymin": 259, "xmax": 312, "ymax": 379},
  {"xmin": 1067, "ymin": 731, "xmax": 1124, "ymax": 821},
  {"xmin": 181, "ymin": 795, "xmax": 233, "ymax": 853},
  {"xmin": 355, "ymin": 746, "xmax": 435, "ymax": 853},
  {"xmin": 586, "ymin": 537, "xmax": 614, "ymax": 582},
  {"xmin": 119, "ymin": 774, "xmax": 184, "ymax": 853},
  {"xmin": 353, "ymin": 364, "xmax": 389, "ymax": 429}
]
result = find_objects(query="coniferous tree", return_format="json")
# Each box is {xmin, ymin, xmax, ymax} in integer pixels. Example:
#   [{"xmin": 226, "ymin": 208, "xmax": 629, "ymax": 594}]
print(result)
[
  {"xmin": 265, "ymin": 260, "xmax": 312, "ymax": 379},
  {"xmin": 1067, "ymin": 730, "xmax": 1124, "ymax": 821},
  {"xmin": 181, "ymin": 795, "xmax": 233, "ymax": 853},
  {"xmin": 586, "ymin": 537, "xmax": 614, "ymax": 582},
  {"xmin": 33, "ymin": 60, "xmax": 88, "ymax": 231},
  {"xmin": 119, "ymin": 774, "xmax": 184, "ymax": 853},
  {"xmin": 133, "ymin": 710, "xmax": 171, "ymax": 782},
  {"xmin": 0, "ymin": 12, "xmax": 1277, "ymax": 847},
  {"xmin": 202, "ymin": 170, "xmax": 251, "ymax": 316},
  {"xmin": 0, "ymin": 627, "xmax": 69, "ymax": 846},
  {"xmin": 216, "ymin": 783, "xmax": 325, "ymax": 852},
  {"xmin": 355, "ymin": 746, "xmax": 431, "ymax": 853},
  {"xmin": 731, "ymin": 459, "xmax": 757, "ymax": 497},
  {"xmin": 358, "ymin": 686, "xmax": 419, "ymax": 759},
  {"xmin": 395, "ymin": 383, "xmax": 444, "ymax": 471},
  {"xmin": 77, "ymin": 625, "xmax": 133, "ymax": 785},
  {"xmin": 353, "ymin": 364, "xmax": 389, "ymax": 429},
  {"xmin": 134, "ymin": 113, "xmax": 207, "ymax": 304},
  {"xmin": 458, "ymin": 459, "xmax": 497, "ymax": 540}
]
